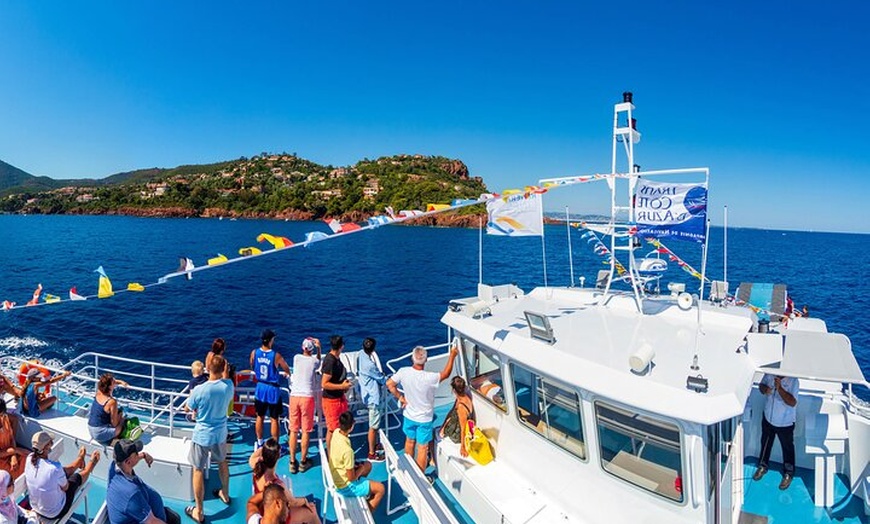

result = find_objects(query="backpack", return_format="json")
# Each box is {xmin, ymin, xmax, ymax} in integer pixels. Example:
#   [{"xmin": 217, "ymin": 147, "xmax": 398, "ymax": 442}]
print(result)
[{"xmin": 442, "ymin": 402, "xmax": 471, "ymax": 444}]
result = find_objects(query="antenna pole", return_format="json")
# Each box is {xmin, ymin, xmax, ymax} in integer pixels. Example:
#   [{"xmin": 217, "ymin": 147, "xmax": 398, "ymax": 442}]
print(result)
[
  {"xmin": 723, "ymin": 205, "xmax": 728, "ymax": 285},
  {"xmin": 478, "ymin": 214, "xmax": 484, "ymax": 285},
  {"xmin": 566, "ymin": 206, "xmax": 575, "ymax": 287},
  {"xmin": 541, "ymin": 199, "xmax": 549, "ymax": 289}
]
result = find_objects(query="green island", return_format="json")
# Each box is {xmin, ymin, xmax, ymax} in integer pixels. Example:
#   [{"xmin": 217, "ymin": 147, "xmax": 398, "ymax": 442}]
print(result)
[{"xmin": 0, "ymin": 154, "xmax": 490, "ymax": 226}]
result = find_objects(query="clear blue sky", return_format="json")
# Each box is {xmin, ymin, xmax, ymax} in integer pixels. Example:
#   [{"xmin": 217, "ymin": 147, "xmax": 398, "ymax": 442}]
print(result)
[{"xmin": 1, "ymin": 1, "xmax": 868, "ymax": 233}]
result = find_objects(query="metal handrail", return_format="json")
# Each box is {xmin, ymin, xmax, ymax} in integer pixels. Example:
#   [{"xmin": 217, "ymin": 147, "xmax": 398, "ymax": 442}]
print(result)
[
  {"xmin": 385, "ymin": 342, "xmax": 451, "ymax": 374},
  {"xmin": 1, "ymin": 353, "xmax": 195, "ymax": 437}
]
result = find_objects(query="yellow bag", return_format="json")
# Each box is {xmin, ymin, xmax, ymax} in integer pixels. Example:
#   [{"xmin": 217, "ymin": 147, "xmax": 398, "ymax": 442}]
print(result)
[{"xmin": 465, "ymin": 420, "xmax": 493, "ymax": 465}]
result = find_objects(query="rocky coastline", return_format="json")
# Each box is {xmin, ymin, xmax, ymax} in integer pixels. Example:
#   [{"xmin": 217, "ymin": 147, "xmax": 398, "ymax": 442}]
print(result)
[{"xmin": 58, "ymin": 206, "xmax": 489, "ymax": 228}]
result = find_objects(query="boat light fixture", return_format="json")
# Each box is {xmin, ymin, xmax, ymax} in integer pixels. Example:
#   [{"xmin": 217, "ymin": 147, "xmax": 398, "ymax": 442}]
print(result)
[
  {"xmin": 524, "ymin": 311, "xmax": 555, "ymax": 344},
  {"xmin": 686, "ymin": 374, "xmax": 709, "ymax": 394},
  {"xmin": 629, "ymin": 343, "xmax": 655, "ymax": 374}
]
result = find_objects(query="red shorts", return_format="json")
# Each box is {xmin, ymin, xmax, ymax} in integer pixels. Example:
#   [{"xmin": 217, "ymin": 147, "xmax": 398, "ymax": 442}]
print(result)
[
  {"xmin": 322, "ymin": 396, "xmax": 348, "ymax": 431},
  {"xmin": 289, "ymin": 396, "xmax": 315, "ymax": 432}
]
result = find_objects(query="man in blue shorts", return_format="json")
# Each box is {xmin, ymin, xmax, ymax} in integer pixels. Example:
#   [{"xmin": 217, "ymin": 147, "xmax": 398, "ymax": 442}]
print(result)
[
  {"xmin": 387, "ymin": 342, "xmax": 458, "ymax": 471},
  {"xmin": 328, "ymin": 412, "xmax": 384, "ymax": 512},
  {"xmin": 249, "ymin": 329, "xmax": 290, "ymax": 447}
]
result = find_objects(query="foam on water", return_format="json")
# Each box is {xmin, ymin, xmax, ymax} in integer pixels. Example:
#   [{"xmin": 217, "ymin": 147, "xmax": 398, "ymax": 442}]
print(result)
[{"xmin": 0, "ymin": 336, "xmax": 49, "ymax": 352}]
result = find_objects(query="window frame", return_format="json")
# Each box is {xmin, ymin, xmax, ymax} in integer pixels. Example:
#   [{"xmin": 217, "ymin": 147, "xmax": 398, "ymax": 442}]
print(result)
[
  {"xmin": 593, "ymin": 399, "xmax": 686, "ymax": 505},
  {"xmin": 460, "ymin": 337, "xmax": 507, "ymax": 412},
  {"xmin": 510, "ymin": 362, "xmax": 587, "ymax": 461}
]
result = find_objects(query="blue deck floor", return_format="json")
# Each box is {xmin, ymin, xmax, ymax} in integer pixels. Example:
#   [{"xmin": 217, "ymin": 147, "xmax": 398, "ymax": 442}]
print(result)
[{"xmin": 742, "ymin": 458, "xmax": 868, "ymax": 524}]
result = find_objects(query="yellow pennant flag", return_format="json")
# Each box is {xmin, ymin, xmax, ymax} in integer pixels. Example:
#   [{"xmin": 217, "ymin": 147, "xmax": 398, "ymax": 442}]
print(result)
[
  {"xmin": 239, "ymin": 247, "xmax": 262, "ymax": 256},
  {"xmin": 426, "ymin": 204, "xmax": 450, "ymax": 212},
  {"xmin": 95, "ymin": 266, "xmax": 114, "ymax": 299},
  {"xmin": 207, "ymin": 254, "xmax": 228, "ymax": 266},
  {"xmin": 126, "ymin": 283, "xmax": 145, "ymax": 292}
]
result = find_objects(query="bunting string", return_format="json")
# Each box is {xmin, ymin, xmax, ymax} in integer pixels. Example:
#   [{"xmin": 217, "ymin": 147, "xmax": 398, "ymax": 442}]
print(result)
[{"xmin": 0, "ymin": 171, "xmax": 641, "ymax": 313}]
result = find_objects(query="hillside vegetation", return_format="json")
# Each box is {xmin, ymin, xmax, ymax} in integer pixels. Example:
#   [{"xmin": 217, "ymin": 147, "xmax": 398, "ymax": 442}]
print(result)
[{"xmin": 0, "ymin": 154, "xmax": 489, "ymax": 221}]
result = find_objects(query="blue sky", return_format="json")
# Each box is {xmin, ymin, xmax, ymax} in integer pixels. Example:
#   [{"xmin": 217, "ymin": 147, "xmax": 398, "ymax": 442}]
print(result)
[{"xmin": 1, "ymin": 1, "xmax": 868, "ymax": 233}]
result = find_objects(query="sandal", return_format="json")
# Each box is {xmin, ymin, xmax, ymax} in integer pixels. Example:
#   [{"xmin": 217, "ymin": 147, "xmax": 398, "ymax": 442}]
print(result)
[
  {"xmin": 212, "ymin": 488, "xmax": 231, "ymax": 505},
  {"xmin": 184, "ymin": 506, "xmax": 205, "ymax": 523}
]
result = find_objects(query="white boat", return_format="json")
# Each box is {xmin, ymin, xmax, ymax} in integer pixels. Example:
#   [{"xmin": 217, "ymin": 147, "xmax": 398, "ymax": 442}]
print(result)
[{"xmin": 2, "ymin": 94, "xmax": 868, "ymax": 524}]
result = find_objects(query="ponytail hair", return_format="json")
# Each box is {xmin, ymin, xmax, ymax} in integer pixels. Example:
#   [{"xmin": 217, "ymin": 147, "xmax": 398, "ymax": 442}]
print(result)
[{"xmin": 253, "ymin": 438, "xmax": 280, "ymax": 479}]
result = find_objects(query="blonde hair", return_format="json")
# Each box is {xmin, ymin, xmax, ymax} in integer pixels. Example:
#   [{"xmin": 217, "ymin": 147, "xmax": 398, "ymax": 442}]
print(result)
[{"xmin": 191, "ymin": 360, "xmax": 204, "ymax": 376}]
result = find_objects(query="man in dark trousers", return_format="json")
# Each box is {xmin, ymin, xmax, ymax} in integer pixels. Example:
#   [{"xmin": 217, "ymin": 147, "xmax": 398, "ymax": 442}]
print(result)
[{"xmin": 752, "ymin": 374, "xmax": 799, "ymax": 490}]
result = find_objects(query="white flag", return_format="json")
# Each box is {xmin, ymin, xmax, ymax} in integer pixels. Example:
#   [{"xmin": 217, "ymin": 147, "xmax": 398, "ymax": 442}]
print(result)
[{"xmin": 486, "ymin": 192, "xmax": 543, "ymax": 236}]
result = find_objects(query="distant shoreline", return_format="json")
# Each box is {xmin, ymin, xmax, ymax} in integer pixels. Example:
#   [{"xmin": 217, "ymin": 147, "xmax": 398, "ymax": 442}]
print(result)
[{"xmin": 2, "ymin": 210, "xmax": 866, "ymax": 236}]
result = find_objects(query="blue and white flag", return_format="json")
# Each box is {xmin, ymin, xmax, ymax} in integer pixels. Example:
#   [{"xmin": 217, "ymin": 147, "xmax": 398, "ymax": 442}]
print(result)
[
  {"xmin": 635, "ymin": 180, "xmax": 707, "ymax": 243},
  {"xmin": 486, "ymin": 192, "xmax": 543, "ymax": 236}
]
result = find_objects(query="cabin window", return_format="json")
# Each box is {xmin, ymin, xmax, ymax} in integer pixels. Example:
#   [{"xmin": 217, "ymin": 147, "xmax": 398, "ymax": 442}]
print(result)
[
  {"xmin": 461, "ymin": 339, "xmax": 507, "ymax": 412},
  {"xmin": 595, "ymin": 402, "xmax": 684, "ymax": 502},
  {"xmin": 511, "ymin": 363, "xmax": 586, "ymax": 459}
]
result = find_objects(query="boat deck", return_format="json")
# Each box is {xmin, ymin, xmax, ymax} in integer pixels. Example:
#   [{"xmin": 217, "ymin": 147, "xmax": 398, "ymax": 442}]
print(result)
[
  {"xmin": 24, "ymin": 403, "xmax": 465, "ymax": 524},
  {"xmin": 742, "ymin": 458, "xmax": 868, "ymax": 524}
]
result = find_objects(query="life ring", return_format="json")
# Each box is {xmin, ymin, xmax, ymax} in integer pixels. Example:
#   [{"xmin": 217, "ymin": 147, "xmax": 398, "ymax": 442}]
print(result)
[
  {"xmin": 232, "ymin": 370, "xmax": 257, "ymax": 417},
  {"xmin": 18, "ymin": 361, "xmax": 52, "ymax": 395}
]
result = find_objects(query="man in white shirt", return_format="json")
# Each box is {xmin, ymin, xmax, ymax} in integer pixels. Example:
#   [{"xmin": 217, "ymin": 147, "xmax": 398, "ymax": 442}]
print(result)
[
  {"xmin": 386, "ymin": 343, "xmax": 458, "ymax": 471},
  {"xmin": 753, "ymin": 374, "xmax": 799, "ymax": 490}
]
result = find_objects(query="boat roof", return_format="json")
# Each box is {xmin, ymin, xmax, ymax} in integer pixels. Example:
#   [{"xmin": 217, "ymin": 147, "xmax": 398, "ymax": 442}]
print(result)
[{"xmin": 442, "ymin": 286, "xmax": 759, "ymax": 425}]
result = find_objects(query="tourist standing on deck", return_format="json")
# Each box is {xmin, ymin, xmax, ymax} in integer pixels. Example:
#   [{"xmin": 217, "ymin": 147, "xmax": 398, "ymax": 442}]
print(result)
[
  {"xmin": 250, "ymin": 329, "xmax": 290, "ymax": 448},
  {"xmin": 288, "ymin": 337, "xmax": 320, "ymax": 474},
  {"xmin": 357, "ymin": 337, "xmax": 386, "ymax": 462},
  {"xmin": 386, "ymin": 342, "xmax": 459, "ymax": 471},
  {"xmin": 107, "ymin": 439, "xmax": 181, "ymax": 524},
  {"xmin": 185, "ymin": 355, "xmax": 234, "ymax": 523},
  {"xmin": 328, "ymin": 412, "xmax": 385, "ymax": 512},
  {"xmin": 320, "ymin": 335, "xmax": 351, "ymax": 453},
  {"xmin": 752, "ymin": 373, "xmax": 799, "ymax": 490},
  {"xmin": 25, "ymin": 431, "xmax": 100, "ymax": 521}
]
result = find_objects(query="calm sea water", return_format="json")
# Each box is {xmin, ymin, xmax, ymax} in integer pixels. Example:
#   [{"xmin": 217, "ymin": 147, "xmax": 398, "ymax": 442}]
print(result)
[{"xmin": 0, "ymin": 215, "xmax": 867, "ymax": 397}]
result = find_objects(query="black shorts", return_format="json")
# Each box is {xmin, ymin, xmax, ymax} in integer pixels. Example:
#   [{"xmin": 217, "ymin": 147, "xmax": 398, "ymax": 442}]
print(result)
[{"xmin": 254, "ymin": 399, "xmax": 283, "ymax": 419}]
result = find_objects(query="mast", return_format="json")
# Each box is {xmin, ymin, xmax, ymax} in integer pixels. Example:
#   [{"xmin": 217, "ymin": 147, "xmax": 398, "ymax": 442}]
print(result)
[{"xmin": 608, "ymin": 92, "xmax": 643, "ymax": 309}]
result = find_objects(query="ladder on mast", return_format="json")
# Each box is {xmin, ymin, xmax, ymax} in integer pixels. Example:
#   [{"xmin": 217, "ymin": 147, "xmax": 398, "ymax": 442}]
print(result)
[{"xmin": 603, "ymin": 92, "xmax": 645, "ymax": 309}]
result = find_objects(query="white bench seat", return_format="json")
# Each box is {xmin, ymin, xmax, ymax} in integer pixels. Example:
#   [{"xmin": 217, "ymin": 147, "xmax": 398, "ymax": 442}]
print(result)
[
  {"xmin": 319, "ymin": 440, "xmax": 374, "ymax": 524},
  {"xmin": 437, "ymin": 437, "xmax": 575, "ymax": 523},
  {"xmin": 381, "ymin": 430, "xmax": 459, "ymax": 524}
]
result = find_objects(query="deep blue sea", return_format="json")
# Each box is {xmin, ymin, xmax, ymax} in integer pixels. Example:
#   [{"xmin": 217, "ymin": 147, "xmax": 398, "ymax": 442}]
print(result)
[{"xmin": 1, "ymin": 215, "xmax": 868, "ymax": 398}]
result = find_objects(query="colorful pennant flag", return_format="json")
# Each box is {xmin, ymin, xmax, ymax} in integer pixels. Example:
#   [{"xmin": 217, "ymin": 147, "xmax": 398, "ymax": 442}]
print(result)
[
  {"xmin": 642, "ymin": 237, "xmax": 708, "ymax": 282},
  {"xmin": 95, "ymin": 267, "xmax": 114, "ymax": 299},
  {"xmin": 1, "ymin": 301, "xmax": 15, "ymax": 311},
  {"xmin": 367, "ymin": 215, "xmax": 393, "ymax": 227},
  {"xmin": 43, "ymin": 294, "xmax": 60, "ymax": 304},
  {"xmin": 304, "ymin": 231, "xmax": 329, "ymax": 245},
  {"xmin": 207, "ymin": 254, "xmax": 228, "ymax": 266},
  {"xmin": 426, "ymin": 204, "xmax": 450, "ymax": 212},
  {"xmin": 69, "ymin": 287, "xmax": 87, "ymax": 301},
  {"xmin": 325, "ymin": 219, "xmax": 361, "ymax": 234},
  {"xmin": 579, "ymin": 230, "xmax": 627, "ymax": 276},
  {"xmin": 239, "ymin": 247, "xmax": 262, "ymax": 256},
  {"xmin": 26, "ymin": 284, "xmax": 43, "ymax": 306},
  {"xmin": 127, "ymin": 283, "xmax": 145, "ymax": 292},
  {"xmin": 257, "ymin": 233, "xmax": 293, "ymax": 249}
]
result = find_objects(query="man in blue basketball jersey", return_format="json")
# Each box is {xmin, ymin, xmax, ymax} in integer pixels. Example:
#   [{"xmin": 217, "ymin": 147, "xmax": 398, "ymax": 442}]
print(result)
[{"xmin": 249, "ymin": 329, "xmax": 290, "ymax": 447}]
